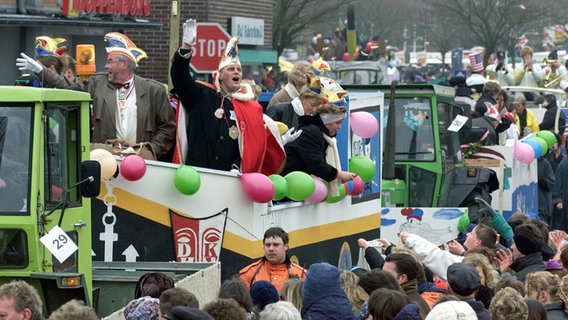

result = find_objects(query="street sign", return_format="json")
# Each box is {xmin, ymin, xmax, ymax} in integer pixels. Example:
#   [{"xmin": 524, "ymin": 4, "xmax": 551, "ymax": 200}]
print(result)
[{"xmin": 190, "ymin": 23, "xmax": 231, "ymax": 73}]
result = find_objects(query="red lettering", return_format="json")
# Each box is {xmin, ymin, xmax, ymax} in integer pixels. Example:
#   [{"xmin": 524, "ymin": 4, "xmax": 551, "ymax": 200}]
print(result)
[
  {"xmin": 129, "ymin": 0, "xmax": 137, "ymax": 15},
  {"xmin": 100, "ymin": 0, "xmax": 107, "ymax": 13},
  {"xmin": 72, "ymin": 0, "xmax": 80, "ymax": 11},
  {"xmin": 143, "ymin": 0, "xmax": 150, "ymax": 15},
  {"xmin": 85, "ymin": 0, "xmax": 93, "ymax": 13},
  {"xmin": 121, "ymin": 0, "xmax": 129, "ymax": 15},
  {"xmin": 203, "ymin": 243, "xmax": 218, "ymax": 262},
  {"xmin": 93, "ymin": 0, "xmax": 100, "ymax": 13}
]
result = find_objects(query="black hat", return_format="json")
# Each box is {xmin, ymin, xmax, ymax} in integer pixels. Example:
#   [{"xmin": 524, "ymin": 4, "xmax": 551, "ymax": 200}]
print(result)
[
  {"xmin": 548, "ymin": 50, "xmax": 558, "ymax": 60},
  {"xmin": 513, "ymin": 223, "xmax": 543, "ymax": 255},
  {"xmin": 169, "ymin": 307, "xmax": 213, "ymax": 320},
  {"xmin": 447, "ymin": 263, "xmax": 480, "ymax": 296},
  {"xmin": 250, "ymin": 280, "xmax": 279, "ymax": 310},
  {"xmin": 449, "ymin": 76, "xmax": 466, "ymax": 87},
  {"xmin": 496, "ymin": 51, "xmax": 505, "ymax": 59}
]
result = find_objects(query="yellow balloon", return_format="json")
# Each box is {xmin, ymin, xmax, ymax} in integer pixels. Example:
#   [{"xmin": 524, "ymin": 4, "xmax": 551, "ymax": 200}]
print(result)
[{"xmin": 90, "ymin": 149, "xmax": 117, "ymax": 179}]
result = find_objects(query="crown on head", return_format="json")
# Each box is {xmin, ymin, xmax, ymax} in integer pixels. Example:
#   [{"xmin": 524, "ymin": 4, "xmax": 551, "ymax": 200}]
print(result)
[{"xmin": 218, "ymin": 36, "xmax": 241, "ymax": 71}]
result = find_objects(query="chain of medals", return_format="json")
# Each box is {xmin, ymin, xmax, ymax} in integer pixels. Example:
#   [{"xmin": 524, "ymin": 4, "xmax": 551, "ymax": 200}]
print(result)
[
  {"xmin": 118, "ymin": 83, "xmax": 135, "ymax": 122},
  {"xmin": 214, "ymin": 93, "xmax": 238, "ymax": 140}
]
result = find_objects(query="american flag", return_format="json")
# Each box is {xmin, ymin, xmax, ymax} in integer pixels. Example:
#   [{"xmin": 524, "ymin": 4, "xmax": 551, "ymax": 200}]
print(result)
[{"xmin": 469, "ymin": 51, "xmax": 484, "ymax": 72}]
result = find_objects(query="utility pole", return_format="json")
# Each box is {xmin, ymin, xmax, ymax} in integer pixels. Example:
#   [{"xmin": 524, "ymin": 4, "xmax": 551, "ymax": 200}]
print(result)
[{"xmin": 168, "ymin": 0, "xmax": 181, "ymax": 90}]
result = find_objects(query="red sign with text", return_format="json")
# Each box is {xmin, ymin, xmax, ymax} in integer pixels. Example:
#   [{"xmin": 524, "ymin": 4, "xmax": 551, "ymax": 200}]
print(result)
[{"xmin": 190, "ymin": 23, "xmax": 231, "ymax": 73}]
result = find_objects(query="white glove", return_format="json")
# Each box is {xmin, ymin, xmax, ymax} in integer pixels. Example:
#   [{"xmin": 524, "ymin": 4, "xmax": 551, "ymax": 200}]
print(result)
[
  {"xmin": 281, "ymin": 128, "xmax": 303, "ymax": 145},
  {"xmin": 182, "ymin": 19, "xmax": 197, "ymax": 46},
  {"xmin": 16, "ymin": 53, "xmax": 43, "ymax": 74}
]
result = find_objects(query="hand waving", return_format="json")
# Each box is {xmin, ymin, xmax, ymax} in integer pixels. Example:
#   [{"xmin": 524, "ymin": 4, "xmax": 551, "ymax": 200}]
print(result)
[
  {"xmin": 183, "ymin": 19, "xmax": 197, "ymax": 46},
  {"xmin": 16, "ymin": 53, "xmax": 43, "ymax": 74}
]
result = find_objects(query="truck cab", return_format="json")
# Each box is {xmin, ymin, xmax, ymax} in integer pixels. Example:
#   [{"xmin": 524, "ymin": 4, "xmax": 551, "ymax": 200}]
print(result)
[
  {"xmin": 0, "ymin": 86, "xmax": 98, "ymax": 315},
  {"xmin": 343, "ymin": 84, "xmax": 498, "ymax": 215}
]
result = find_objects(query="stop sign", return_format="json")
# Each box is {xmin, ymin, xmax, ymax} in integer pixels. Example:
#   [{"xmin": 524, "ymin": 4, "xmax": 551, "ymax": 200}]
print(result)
[{"xmin": 190, "ymin": 23, "xmax": 231, "ymax": 73}]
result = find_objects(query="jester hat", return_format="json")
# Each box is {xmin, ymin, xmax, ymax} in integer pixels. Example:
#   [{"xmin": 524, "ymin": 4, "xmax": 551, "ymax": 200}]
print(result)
[
  {"xmin": 309, "ymin": 56, "xmax": 330, "ymax": 76},
  {"xmin": 104, "ymin": 32, "xmax": 147, "ymax": 67},
  {"xmin": 321, "ymin": 88, "xmax": 348, "ymax": 108},
  {"xmin": 35, "ymin": 36, "xmax": 67, "ymax": 57}
]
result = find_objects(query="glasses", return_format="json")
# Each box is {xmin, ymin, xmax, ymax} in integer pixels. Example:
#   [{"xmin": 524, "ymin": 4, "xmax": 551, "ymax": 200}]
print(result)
[{"xmin": 106, "ymin": 59, "xmax": 122, "ymax": 64}]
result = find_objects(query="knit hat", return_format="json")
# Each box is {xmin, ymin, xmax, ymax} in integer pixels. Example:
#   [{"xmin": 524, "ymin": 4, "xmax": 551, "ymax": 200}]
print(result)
[
  {"xmin": 218, "ymin": 36, "xmax": 241, "ymax": 71},
  {"xmin": 425, "ymin": 301, "xmax": 477, "ymax": 320},
  {"xmin": 485, "ymin": 105, "xmax": 500, "ymax": 121},
  {"xmin": 250, "ymin": 280, "xmax": 279, "ymax": 310},
  {"xmin": 104, "ymin": 32, "xmax": 148, "ymax": 67},
  {"xmin": 469, "ymin": 51, "xmax": 484, "ymax": 73},
  {"xmin": 449, "ymin": 76, "xmax": 467, "ymax": 87},
  {"xmin": 446, "ymin": 263, "xmax": 480, "ymax": 296},
  {"xmin": 496, "ymin": 51, "xmax": 505, "ymax": 60},
  {"xmin": 123, "ymin": 296, "xmax": 160, "ymax": 320},
  {"xmin": 169, "ymin": 306, "xmax": 214, "ymax": 320},
  {"xmin": 545, "ymin": 259, "xmax": 563, "ymax": 271},
  {"xmin": 513, "ymin": 223, "xmax": 543, "ymax": 255}
]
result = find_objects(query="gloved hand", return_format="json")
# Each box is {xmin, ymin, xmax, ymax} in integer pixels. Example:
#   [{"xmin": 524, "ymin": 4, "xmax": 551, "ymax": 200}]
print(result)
[
  {"xmin": 182, "ymin": 19, "xmax": 197, "ymax": 46},
  {"xmin": 474, "ymin": 197, "xmax": 496, "ymax": 217},
  {"xmin": 16, "ymin": 53, "xmax": 43, "ymax": 74},
  {"xmin": 281, "ymin": 127, "xmax": 302, "ymax": 145}
]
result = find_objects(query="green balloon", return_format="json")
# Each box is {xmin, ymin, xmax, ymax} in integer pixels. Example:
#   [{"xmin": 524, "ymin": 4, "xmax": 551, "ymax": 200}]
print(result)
[
  {"xmin": 536, "ymin": 130, "xmax": 556, "ymax": 148},
  {"xmin": 174, "ymin": 165, "xmax": 201, "ymax": 195},
  {"xmin": 284, "ymin": 171, "xmax": 315, "ymax": 201},
  {"xmin": 269, "ymin": 174, "xmax": 288, "ymax": 201},
  {"xmin": 348, "ymin": 156, "xmax": 376, "ymax": 182},
  {"xmin": 326, "ymin": 183, "xmax": 346, "ymax": 203},
  {"xmin": 531, "ymin": 136, "xmax": 549, "ymax": 156}
]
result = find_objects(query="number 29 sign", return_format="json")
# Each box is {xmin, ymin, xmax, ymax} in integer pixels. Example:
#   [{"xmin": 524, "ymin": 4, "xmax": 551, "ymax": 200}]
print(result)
[{"xmin": 40, "ymin": 225, "xmax": 78, "ymax": 263}]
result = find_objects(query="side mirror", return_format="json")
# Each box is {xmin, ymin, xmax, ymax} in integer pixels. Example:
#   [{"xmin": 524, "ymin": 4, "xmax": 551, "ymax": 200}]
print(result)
[{"xmin": 80, "ymin": 160, "xmax": 101, "ymax": 197}]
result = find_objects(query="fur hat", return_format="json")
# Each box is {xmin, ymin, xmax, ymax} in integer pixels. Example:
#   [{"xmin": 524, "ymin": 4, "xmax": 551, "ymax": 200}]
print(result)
[
  {"xmin": 447, "ymin": 263, "xmax": 480, "ymax": 296},
  {"xmin": 425, "ymin": 301, "xmax": 477, "ymax": 320},
  {"xmin": 513, "ymin": 223, "xmax": 543, "ymax": 255},
  {"xmin": 35, "ymin": 36, "xmax": 67, "ymax": 57},
  {"xmin": 250, "ymin": 280, "xmax": 279, "ymax": 310},
  {"xmin": 123, "ymin": 296, "xmax": 160, "ymax": 320},
  {"xmin": 218, "ymin": 36, "xmax": 241, "ymax": 71},
  {"xmin": 104, "ymin": 32, "xmax": 148, "ymax": 67}
]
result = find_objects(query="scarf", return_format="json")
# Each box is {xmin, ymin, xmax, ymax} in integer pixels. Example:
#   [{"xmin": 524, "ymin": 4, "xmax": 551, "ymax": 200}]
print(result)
[
  {"xmin": 291, "ymin": 97, "xmax": 304, "ymax": 116},
  {"xmin": 284, "ymin": 82, "xmax": 300, "ymax": 100},
  {"xmin": 323, "ymin": 133, "xmax": 341, "ymax": 196}
]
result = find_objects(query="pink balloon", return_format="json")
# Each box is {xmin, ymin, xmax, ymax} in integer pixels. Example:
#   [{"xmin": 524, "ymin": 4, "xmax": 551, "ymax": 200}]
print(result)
[
  {"xmin": 514, "ymin": 141, "xmax": 535, "ymax": 164},
  {"xmin": 350, "ymin": 111, "xmax": 379, "ymax": 138},
  {"xmin": 306, "ymin": 176, "xmax": 328, "ymax": 203},
  {"xmin": 120, "ymin": 155, "xmax": 146, "ymax": 181},
  {"xmin": 241, "ymin": 173, "xmax": 275, "ymax": 203},
  {"xmin": 350, "ymin": 176, "xmax": 364, "ymax": 196}
]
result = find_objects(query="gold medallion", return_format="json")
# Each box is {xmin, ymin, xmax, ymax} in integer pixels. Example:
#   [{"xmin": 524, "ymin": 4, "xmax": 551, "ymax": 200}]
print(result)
[{"xmin": 229, "ymin": 125, "xmax": 239, "ymax": 140}]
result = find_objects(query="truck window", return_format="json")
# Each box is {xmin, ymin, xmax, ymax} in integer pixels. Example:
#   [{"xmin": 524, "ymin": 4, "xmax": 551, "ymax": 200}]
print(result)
[
  {"xmin": 0, "ymin": 229, "xmax": 28, "ymax": 268},
  {"xmin": 0, "ymin": 107, "xmax": 32, "ymax": 214},
  {"xmin": 44, "ymin": 104, "xmax": 81, "ymax": 207},
  {"xmin": 437, "ymin": 100, "xmax": 462, "ymax": 172},
  {"xmin": 385, "ymin": 97, "xmax": 435, "ymax": 162}
]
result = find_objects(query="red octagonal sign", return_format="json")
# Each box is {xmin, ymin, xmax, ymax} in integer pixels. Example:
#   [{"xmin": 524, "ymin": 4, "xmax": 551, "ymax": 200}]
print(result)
[{"xmin": 190, "ymin": 23, "xmax": 231, "ymax": 74}]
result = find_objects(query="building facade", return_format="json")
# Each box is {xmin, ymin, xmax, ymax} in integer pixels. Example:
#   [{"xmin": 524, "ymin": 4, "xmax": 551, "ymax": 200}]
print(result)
[{"xmin": 0, "ymin": 0, "xmax": 276, "ymax": 86}]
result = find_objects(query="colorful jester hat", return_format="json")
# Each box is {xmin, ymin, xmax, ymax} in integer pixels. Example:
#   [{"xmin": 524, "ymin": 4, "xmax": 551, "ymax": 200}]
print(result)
[
  {"xmin": 218, "ymin": 36, "xmax": 241, "ymax": 71},
  {"xmin": 104, "ymin": 32, "xmax": 148, "ymax": 67},
  {"xmin": 309, "ymin": 56, "xmax": 330, "ymax": 76},
  {"xmin": 305, "ymin": 71, "xmax": 323, "ymax": 95},
  {"xmin": 35, "ymin": 36, "xmax": 67, "ymax": 57},
  {"xmin": 321, "ymin": 88, "xmax": 348, "ymax": 108}
]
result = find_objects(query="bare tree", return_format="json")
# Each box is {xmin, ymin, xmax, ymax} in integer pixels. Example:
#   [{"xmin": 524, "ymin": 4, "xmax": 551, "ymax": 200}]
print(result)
[
  {"xmin": 426, "ymin": 0, "xmax": 543, "ymax": 64},
  {"xmin": 353, "ymin": 0, "xmax": 413, "ymax": 48},
  {"xmin": 272, "ymin": 0, "xmax": 353, "ymax": 58}
]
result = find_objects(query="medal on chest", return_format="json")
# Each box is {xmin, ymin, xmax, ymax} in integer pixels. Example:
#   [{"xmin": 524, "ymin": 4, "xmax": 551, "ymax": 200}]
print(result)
[{"xmin": 229, "ymin": 125, "xmax": 239, "ymax": 140}]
